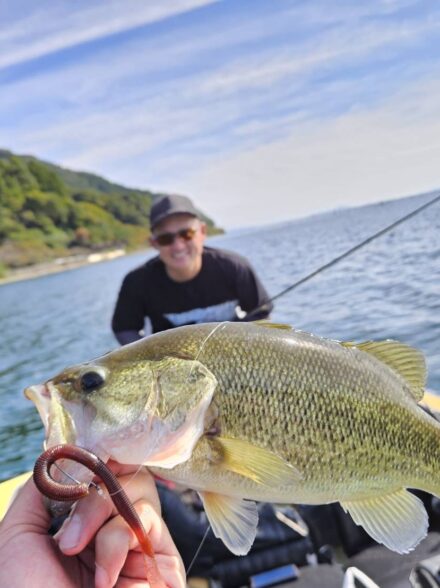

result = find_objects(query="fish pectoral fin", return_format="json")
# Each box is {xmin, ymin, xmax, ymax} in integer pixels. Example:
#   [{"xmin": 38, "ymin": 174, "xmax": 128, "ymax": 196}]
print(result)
[
  {"xmin": 341, "ymin": 489, "xmax": 428, "ymax": 554},
  {"xmin": 341, "ymin": 340, "xmax": 426, "ymax": 401},
  {"xmin": 214, "ymin": 436, "xmax": 301, "ymax": 485},
  {"xmin": 199, "ymin": 491, "xmax": 258, "ymax": 555}
]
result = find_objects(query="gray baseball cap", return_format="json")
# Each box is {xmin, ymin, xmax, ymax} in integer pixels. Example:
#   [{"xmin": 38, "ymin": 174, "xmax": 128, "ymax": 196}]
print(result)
[{"xmin": 150, "ymin": 194, "xmax": 199, "ymax": 229}]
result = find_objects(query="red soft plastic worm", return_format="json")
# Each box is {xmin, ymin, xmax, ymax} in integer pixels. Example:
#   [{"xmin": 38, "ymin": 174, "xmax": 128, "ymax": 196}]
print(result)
[{"xmin": 33, "ymin": 444, "xmax": 166, "ymax": 588}]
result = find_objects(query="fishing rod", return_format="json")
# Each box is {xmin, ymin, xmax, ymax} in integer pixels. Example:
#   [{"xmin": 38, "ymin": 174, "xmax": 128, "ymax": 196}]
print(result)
[
  {"xmin": 189, "ymin": 192, "xmax": 440, "ymax": 572},
  {"xmin": 246, "ymin": 192, "xmax": 440, "ymax": 320}
]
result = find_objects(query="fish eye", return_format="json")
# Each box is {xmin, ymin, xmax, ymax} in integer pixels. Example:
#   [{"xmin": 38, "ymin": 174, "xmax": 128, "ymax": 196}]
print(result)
[{"xmin": 79, "ymin": 370, "xmax": 105, "ymax": 393}]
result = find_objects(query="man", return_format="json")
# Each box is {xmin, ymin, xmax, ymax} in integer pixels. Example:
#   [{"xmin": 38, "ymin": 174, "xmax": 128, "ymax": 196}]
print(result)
[{"xmin": 112, "ymin": 194, "xmax": 272, "ymax": 344}]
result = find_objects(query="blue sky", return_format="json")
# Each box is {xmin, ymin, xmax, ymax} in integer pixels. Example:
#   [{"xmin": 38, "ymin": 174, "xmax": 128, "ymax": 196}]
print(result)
[{"xmin": 1, "ymin": 0, "xmax": 440, "ymax": 228}]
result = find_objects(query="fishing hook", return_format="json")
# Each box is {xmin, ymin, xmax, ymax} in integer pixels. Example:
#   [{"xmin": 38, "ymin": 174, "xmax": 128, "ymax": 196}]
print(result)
[{"xmin": 33, "ymin": 444, "xmax": 166, "ymax": 588}]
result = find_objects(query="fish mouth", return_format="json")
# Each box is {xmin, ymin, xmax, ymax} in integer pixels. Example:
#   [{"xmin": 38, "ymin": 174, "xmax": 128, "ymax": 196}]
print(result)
[
  {"xmin": 25, "ymin": 382, "xmax": 110, "ymax": 516},
  {"xmin": 25, "ymin": 381, "xmax": 78, "ymax": 447},
  {"xmin": 25, "ymin": 384, "xmax": 51, "ymax": 430},
  {"xmin": 24, "ymin": 383, "xmax": 50, "ymax": 400}
]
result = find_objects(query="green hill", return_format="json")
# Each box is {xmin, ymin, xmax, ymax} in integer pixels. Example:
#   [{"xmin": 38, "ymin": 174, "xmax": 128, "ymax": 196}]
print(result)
[{"xmin": 0, "ymin": 149, "xmax": 219, "ymax": 277}]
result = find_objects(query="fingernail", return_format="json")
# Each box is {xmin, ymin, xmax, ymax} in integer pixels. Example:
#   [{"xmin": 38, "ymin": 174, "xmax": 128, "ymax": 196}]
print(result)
[
  {"xmin": 58, "ymin": 513, "xmax": 82, "ymax": 550},
  {"xmin": 95, "ymin": 564, "xmax": 110, "ymax": 588},
  {"xmin": 53, "ymin": 502, "xmax": 77, "ymax": 540}
]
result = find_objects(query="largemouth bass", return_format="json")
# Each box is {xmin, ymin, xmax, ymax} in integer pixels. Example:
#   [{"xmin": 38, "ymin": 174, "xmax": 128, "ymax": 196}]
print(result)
[{"xmin": 25, "ymin": 321, "xmax": 439, "ymax": 556}]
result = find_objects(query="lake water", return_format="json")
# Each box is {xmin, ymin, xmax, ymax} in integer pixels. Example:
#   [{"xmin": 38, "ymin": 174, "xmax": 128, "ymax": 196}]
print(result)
[{"xmin": 0, "ymin": 193, "xmax": 439, "ymax": 481}]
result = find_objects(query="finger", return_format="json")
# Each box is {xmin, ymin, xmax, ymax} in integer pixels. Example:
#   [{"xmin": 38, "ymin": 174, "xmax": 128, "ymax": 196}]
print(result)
[
  {"xmin": 115, "ymin": 558, "xmax": 186, "ymax": 588},
  {"xmin": 122, "ymin": 552, "xmax": 186, "ymax": 588},
  {"xmin": 94, "ymin": 500, "xmax": 156, "ymax": 587},
  {"xmin": 115, "ymin": 580, "xmax": 158, "ymax": 588},
  {"xmin": 95, "ymin": 516, "xmax": 131, "ymax": 588},
  {"xmin": 151, "ymin": 553, "xmax": 186, "ymax": 588},
  {"xmin": 56, "ymin": 466, "xmax": 158, "ymax": 554},
  {"xmin": 97, "ymin": 463, "xmax": 161, "ymax": 513},
  {"xmin": 56, "ymin": 466, "xmax": 155, "ymax": 553},
  {"xmin": 1, "ymin": 477, "xmax": 50, "ymax": 533},
  {"xmin": 95, "ymin": 500, "xmax": 184, "ymax": 588}
]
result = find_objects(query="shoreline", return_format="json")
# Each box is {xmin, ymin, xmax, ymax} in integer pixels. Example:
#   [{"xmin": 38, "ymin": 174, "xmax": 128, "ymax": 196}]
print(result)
[
  {"xmin": 0, "ymin": 248, "xmax": 127, "ymax": 286},
  {"xmin": 0, "ymin": 228, "xmax": 224, "ymax": 286}
]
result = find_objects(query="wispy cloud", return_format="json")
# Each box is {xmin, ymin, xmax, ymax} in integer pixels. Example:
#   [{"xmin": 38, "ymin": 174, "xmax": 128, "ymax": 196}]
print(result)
[
  {"xmin": 0, "ymin": 0, "xmax": 217, "ymax": 70},
  {"xmin": 178, "ymin": 77, "xmax": 440, "ymax": 227},
  {"xmin": 1, "ymin": 0, "xmax": 440, "ymax": 226}
]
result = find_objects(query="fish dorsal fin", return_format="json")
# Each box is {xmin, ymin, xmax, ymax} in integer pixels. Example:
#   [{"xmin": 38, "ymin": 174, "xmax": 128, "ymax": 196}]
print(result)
[
  {"xmin": 199, "ymin": 491, "xmax": 258, "ymax": 555},
  {"xmin": 214, "ymin": 436, "xmax": 301, "ymax": 485},
  {"xmin": 342, "ymin": 340, "xmax": 426, "ymax": 401},
  {"xmin": 341, "ymin": 489, "xmax": 428, "ymax": 554},
  {"xmin": 254, "ymin": 320, "xmax": 293, "ymax": 330}
]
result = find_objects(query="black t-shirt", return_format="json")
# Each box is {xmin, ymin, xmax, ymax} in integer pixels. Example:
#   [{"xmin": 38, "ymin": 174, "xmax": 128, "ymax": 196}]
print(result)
[{"xmin": 111, "ymin": 246, "xmax": 272, "ymax": 335}]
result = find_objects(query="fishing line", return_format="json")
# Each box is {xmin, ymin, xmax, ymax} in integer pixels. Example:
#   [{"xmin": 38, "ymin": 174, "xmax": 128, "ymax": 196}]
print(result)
[
  {"xmin": 246, "ymin": 192, "xmax": 440, "ymax": 320},
  {"xmin": 107, "ymin": 463, "xmax": 146, "ymax": 498},
  {"xmin": 181, "ymin": 322, "xmax": 228, "ymax": 575},
  {"xmin": 53, "ymin": 458, "xmax": 145, "ymax": 498},
  {"xmin": 174, "ymin": 194, "xmax": 440, "ymax": 574},
  {"xmin": 53, "ymin": 462, "xmax": 100, "ymax": 492},
  {"xmin": 186, "ymin": 524, "xmax": 212, "ymax": 577},
  {"xmin": 192, "ymin": 321, "xmax": 228, "ymax": 367},
  {"xmin": 53, "ymin": 463, "xmax": 81, "ymax": 485}
]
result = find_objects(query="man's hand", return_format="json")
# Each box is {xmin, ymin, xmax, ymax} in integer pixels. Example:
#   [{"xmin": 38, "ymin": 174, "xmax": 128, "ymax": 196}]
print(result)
[{"xmin": 0, "ymin": 462, "xmax": 185, "ymax": 587}]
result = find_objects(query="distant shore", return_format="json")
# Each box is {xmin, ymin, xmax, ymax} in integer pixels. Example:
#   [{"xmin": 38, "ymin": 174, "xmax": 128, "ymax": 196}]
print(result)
[{"xmin": 0, "ymin": 248, "xmax": 127, "ymax": 286}]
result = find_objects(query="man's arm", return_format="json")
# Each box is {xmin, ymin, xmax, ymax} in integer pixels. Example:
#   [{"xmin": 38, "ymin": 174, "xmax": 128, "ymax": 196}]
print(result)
[
  {"xmin": 235, "ymin": 258, "xmax": 273, "ymax": 321},
  {"xmin": 111, "ymin": 272, "xmax": 147, "ymax": 345},
  {"xmin": 241, "ymin": 301, "xmax": 273, "ymax": 321},
  {"xmin": 114, "ymin": 330, "xmax": 142, "ymax": 345}
]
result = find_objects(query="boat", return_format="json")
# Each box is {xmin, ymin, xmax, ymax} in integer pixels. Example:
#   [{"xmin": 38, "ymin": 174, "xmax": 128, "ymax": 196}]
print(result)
[
  {"xmin": 1, "ymin": 391, "xmax": 439, "ymax": 588},
  {"xmin": 0, "ymin": 471, "xmax": 31, "ymax": 519}
]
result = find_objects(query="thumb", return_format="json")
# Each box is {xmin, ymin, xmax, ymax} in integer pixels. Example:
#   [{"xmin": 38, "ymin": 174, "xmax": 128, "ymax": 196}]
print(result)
[{"xmin": 1, "ymin": 476, "xmax": 50, "ymax": 533}]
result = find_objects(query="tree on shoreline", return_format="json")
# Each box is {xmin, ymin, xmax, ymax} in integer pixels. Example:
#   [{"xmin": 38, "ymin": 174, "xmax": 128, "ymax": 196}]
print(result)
[{"xmin": 0, "ymin": 151, "xmax": 219, "ymax": 272}]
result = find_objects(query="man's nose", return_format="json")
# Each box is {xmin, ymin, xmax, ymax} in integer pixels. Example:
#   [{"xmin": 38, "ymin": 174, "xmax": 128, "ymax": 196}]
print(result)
[{"xmin": 171, "ymin": 235, "xmax": 187, "ymax": 249}]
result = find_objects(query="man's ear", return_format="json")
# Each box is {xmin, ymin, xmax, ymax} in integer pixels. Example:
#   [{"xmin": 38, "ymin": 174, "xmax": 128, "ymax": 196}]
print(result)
[
  {"xmin": 149, "ymin": 236, "xmax": 159, "ymax": 250},
  {"xmin": 200, "ymin": 222, "xmax": 207, "ymax": 236}
]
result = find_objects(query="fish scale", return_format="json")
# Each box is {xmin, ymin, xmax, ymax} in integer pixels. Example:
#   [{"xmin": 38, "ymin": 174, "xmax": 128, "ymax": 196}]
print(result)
[
  {"xmin": 153, "ymin": 324, "xmax": 438, "ymax": 494},
  {"xmin": 25, "ymin": 321, "xmax": 440, "ymax": 555}
]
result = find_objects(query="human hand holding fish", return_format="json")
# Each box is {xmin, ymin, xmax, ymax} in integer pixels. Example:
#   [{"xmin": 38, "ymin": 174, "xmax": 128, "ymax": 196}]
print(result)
[
  {"xmin": 25, "ymin": 321, "xmax": 440, "ymax": 559},
  {"xmin": 0, "ymin": 456, "xmax": 185, "ymax": 588}
]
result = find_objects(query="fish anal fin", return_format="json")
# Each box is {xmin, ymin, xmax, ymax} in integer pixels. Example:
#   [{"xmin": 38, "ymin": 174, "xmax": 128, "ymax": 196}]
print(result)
[
  {"xmin": 213, "ymin": 436, "xmax": 301, "ymax": 485},
  {"xmin": 199, "ymin": 491, "xmax": 258, "ymax": 555},
  {"xmin": 341, "ymin": 489, "xmax": 428, "ymax": 554},
  {"xmin": 342, "ymin": 340, "xmax": 426, "ymax": 401}
]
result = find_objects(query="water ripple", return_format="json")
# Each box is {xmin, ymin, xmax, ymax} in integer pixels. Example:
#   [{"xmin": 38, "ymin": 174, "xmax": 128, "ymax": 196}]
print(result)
[{"xmin": 0, "ymin": 193, "xmax": 439, "ymax": 479}]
